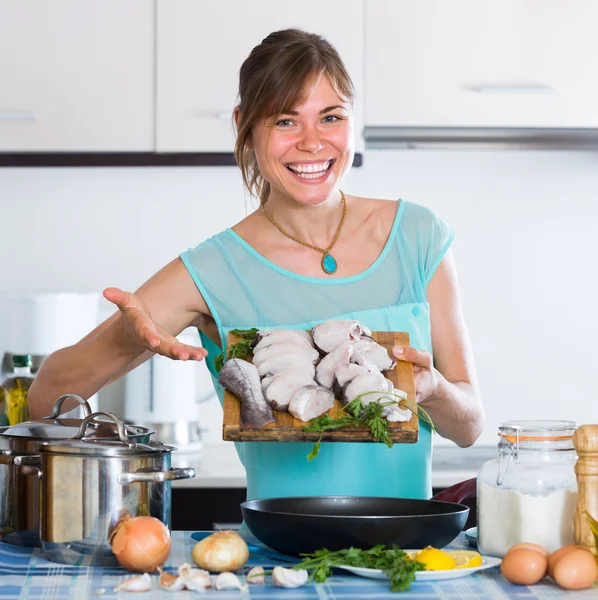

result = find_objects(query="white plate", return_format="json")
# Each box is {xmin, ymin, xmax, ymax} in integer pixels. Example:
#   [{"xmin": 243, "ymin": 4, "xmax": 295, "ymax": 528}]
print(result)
[{"xmin": 336, "ymin": 555, "xmax": 502, "ymax": 582}]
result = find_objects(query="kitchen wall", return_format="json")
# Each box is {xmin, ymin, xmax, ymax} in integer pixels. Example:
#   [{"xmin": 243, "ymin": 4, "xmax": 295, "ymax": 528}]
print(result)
[{"xmin": 1, "ymin": 148, "xmax": 597, "ymax": 446}]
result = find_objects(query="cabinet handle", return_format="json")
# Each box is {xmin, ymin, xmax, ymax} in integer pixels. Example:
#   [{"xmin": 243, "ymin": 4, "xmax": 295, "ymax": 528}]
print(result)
[
  {"xmin": 463, "ymin": 83, "xmax": 555, "ymax": 94},
  {"xmin": 0, "ymin": 111, "xmax": 38, "ymax": 121}
]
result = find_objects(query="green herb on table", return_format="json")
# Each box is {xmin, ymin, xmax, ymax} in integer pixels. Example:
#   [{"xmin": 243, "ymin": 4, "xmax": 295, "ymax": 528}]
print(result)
[
  {"xmin": 293, "ymin": 545, "xmax": 426, "ymax": 592},
  {"xmin": 303, "ymin": 391, "xmax": 436, "ymax": 460},
  {"xmin": 214, "ymin": 328, "xmax": 259, "ymax": 371}
]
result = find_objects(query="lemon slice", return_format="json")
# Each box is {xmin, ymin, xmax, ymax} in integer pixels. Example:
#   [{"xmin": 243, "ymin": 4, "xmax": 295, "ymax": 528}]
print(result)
[
  {"xmin": 414, "ymin": 547, "xmax": 457, "ymax": 570},
  {"xmin": 447, "ymin": 550, "xmax": 483, "ymax": 569}
]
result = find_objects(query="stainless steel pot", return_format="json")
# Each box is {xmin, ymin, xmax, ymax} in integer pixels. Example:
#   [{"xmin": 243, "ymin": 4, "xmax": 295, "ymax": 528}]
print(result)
[
  {"xmin": 0, "ymin": 394, "xmax": 155, "ymax": 546},
  {"xmin": 34, "ymin": 412, "xmax": 194, "ymax": 566}
]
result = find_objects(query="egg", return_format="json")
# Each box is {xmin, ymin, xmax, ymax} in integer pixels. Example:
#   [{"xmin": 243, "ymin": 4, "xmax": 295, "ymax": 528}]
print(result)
[
  {"xmin": 552, "ymin": 548, "xmax": 598, "ymax": 590},
  {"xmin": 509, "ymin": 543, "xmax": 549, "ymax": 558},
  {"xmin": 548, "ymin": 545, "xmax": 586, "ymax": 578},
  {"xmin": 500, "ymin": 548, "xmax": 548, "ymax": 586}
]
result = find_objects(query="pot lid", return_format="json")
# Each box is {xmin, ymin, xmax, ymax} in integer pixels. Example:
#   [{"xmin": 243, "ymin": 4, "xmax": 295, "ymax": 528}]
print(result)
[{"xmin": 40, "ymin": 437, "xmax": 174, "ymax": 457}]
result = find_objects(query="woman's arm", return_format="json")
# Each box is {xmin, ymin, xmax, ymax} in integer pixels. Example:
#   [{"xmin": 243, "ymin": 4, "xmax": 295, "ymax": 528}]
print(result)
[
  {"xmin": 28, "ymin": 257, "xmax": 210, "ymax": 419},
  {"xmin": 393, "ymin": 249, "xmax": 484, "ymax": 447}
]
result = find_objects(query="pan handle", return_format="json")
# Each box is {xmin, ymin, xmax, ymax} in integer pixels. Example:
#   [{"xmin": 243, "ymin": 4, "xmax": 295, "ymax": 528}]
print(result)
[{"xmin": 432, "ymin": 478, "xmax": 476, "ymax": 504}]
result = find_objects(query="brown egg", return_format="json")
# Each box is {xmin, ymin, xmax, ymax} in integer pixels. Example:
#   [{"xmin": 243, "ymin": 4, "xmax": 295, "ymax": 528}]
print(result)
[
  {"xmin": 552, "ymin": 548, "xmax": 598, "ymax": 590},
  {"xmin": 509, "ymin": 543, "xmax": 549, "ymax": 558},
  {"xmin": 500, "ymin": 548, "xmax": 548, "ymax": 586},
  {"xmin": 548, "ymin": 545, "xmax": 586, "ymax": 578}
]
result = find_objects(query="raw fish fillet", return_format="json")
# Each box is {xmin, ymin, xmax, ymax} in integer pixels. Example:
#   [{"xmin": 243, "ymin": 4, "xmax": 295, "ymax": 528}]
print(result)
[
  {"xmin": 315, "ymin": 341, "xmax": 354, "ymax": 389},
  {"xmin": 350, "ymin": 339, "xmax": 396, "ymax": 372},
  {"xmin": 288, "ymin": 385, "xmax": 335, "ymax": 422},
  {"xmin": 254, "ymin": 330, "xmax": 315, "ymax": 352},
  {"xmin": 263, "ymin": 369, "xmax": 317, "ymax": 410},
  {"xmin": 252, "ymin": 342, "xmax": 320, "ymax": 367},
  {"xmin": 257, "ymin": 353, "xmax": 316, "ymax": 379},
  {"xmin": 218, "ymin": 358, "xmax": 276, "ymax": 426},
  {"xmin": 311, "ymin": 320, "xmax": 371, "ymax": 353}
]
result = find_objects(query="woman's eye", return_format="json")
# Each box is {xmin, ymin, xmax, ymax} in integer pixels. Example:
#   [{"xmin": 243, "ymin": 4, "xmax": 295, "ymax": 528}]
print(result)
[
  {"xmin": 322, "ymin": 115, "xmax": 342, "ymax": 123},
  {"xmin": 276, "ymin": 119, "xmax": 294, "ymax": 127}
]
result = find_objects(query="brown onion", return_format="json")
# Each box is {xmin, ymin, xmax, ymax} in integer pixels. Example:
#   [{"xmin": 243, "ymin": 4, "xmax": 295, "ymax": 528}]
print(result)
[
  {"xmin": 192, "ymin": 530, "xmax": 249, "ymax": 572},
  {"xmin": 111, "ymin": 515, "xmax": 171, "ymax": 572}
]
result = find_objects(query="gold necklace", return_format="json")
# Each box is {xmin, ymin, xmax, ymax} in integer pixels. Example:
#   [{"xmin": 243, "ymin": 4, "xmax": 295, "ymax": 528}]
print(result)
[{"xmin": 262, "ymin": 190, "xmax": 347, "ymax": 274}]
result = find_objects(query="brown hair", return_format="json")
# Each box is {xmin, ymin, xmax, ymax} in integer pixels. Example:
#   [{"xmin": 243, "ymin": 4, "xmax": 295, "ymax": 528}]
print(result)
[{"xmin": 234, "ymin": 29, "xmax": 354, "ymax": 204}]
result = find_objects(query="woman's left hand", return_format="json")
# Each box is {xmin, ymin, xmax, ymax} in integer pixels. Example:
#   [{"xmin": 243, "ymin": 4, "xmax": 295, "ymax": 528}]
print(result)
[{"xmin": 392, "ymin": 345, "xmax": 439, "ymax": 405}]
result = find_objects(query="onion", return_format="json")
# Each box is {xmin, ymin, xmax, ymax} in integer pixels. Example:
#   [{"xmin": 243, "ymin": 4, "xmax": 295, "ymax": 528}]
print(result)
[
  {"xmin": 110, "ymin": 515, "xmax": 171, "ymax": 572},
  {"xmin": 191, "ymin": 530, "xmax": 249, "ymax": 573}
]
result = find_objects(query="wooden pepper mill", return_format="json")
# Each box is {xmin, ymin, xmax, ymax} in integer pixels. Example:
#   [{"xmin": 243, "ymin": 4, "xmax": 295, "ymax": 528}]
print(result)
[{"xmin": 573, "ymin": 424, "xmax": 598, "ymax": 554}]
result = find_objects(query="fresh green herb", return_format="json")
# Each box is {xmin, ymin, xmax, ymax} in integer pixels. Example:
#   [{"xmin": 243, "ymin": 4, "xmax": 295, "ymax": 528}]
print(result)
[
  {"xmin": 303, "ymin": 391, "xmax": 436, "ymax": 459},
  {"xmin": 214, "ymin": 328, "xmax": 259, "ymax": 371},
  {"xmin": 293, "ymin": 545, "xmax": 426, "ymax": 592}
]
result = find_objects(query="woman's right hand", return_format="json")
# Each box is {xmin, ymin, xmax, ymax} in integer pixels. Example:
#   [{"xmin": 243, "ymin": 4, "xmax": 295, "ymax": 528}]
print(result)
[{"xmin": 103, "ymin": 287, "xmax": 208, "ymax": 361}]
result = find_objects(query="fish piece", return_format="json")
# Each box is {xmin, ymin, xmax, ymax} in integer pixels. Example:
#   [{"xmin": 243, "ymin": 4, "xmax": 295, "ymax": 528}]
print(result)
[
  {"xmin": 311, "ymin": 320, "xmax": 371, "ymax": 353},
  {"xmin": 315, "ymin": 341, "xmax": 354, "ymax": 389},
  {"xmin": 264, "ymin": 369, "xmax": 317, "ymax": 410},
  {"xmin": 254, "ymin": 330, "xmax": 315, "ymax": 352},
  {"xmin": 288, "ymin": 385, "xmax": 335, "ymax": 422},
  {"xmin": 350, "ymin": 339, "xmax": 396, "ymax": 372},
  {"xmin": 257, "ymin": 353, "xmax": 316, "ymax": 379},
  {"xmin": 113, "ymin": 573, "xmax": 152, "ymax": 592},
  {"xmin": 385, "ymin": 391, "xmax": 413, "ymax": 423},
  {"xmin": 218, "ymin": 358, "xmax": 276, "ymax": 426},
  {"xmin": 343, "ymin": 371, "xmax": 391, "ymax": 405},
  {"xmin": 272, "ymin": 566, "xmax": 309, "ymax": 588},
  {"xmin": 261, "ymin": 374, "xmax": 275, "ymax": 393},
  {"xmin": 333, "ymin": 362, "xmax": 371, "ymax": 395},
  {"xmin": 212, "ymin": 572, "xmax": 247, "ymax": 591},
  {"xmin": 252, "ymin": 342, "xmax": 320, "ymax": 367},
  {"xmin": 247, "ymin": 566, "xmax": 265, "ymax": 584},
  {"xmin": 158, "ymin": 568, "xmax": 186, "ymax": 592}
]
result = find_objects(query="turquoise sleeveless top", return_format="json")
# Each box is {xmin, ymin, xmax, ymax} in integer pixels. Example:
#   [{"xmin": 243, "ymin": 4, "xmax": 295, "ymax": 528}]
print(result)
[{"xmin": 180, "ymin": 200, "xmax": 454, "ymax": 501}]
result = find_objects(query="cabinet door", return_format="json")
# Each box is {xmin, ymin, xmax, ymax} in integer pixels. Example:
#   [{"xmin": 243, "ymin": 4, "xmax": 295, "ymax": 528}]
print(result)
[
  {"xmin": 0, "ymin": 1, "xmax": 153, "ymax": 151},
  {"xmin": 366, "ymin": 0, "xmax": 598, "ymax": 128},
  {"xmin": 156, "ymin": 0, "xmax": 364, "ymax": 152}
]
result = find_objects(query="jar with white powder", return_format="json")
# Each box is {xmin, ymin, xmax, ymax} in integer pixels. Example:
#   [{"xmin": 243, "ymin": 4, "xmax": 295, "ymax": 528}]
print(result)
[{"xmin": 477, "ymin": 420, "xmax": 579, "ymax": 557}]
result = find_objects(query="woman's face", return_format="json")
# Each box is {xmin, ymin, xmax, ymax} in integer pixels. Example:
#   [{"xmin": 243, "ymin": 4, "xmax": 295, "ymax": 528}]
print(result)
[{"xmin": 250, "ymin": 75, "xmax": 354, "ymax": 207}]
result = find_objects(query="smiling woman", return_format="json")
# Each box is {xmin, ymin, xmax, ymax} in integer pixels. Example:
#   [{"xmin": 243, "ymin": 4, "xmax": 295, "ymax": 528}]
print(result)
[{"xmin": 28, "ymin": 28, "xmax": 484, "ymax": 509}]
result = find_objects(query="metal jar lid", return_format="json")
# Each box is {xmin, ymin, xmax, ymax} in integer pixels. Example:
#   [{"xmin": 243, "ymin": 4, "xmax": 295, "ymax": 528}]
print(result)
[
  {"xmin": 39, "ymin": 412, "xmax": 175, "ymax": 457},
  {"xmin": 1, "ymin": 394, "xmax": 153, "ymax": 441}
]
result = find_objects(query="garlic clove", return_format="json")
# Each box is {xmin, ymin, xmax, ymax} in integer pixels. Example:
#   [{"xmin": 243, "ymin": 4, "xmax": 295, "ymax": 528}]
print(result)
[
  {"xmin": 272, "ymin": 566, "xmax": 309, "ymax": 588},
  {"xmin": 158, "ymin": 568, "xmax": 186, "ymax": 592},
  {"xmin": 113, "ymin": 572, "xmax": 152, "ymax": 592},
  {"xmin": 212, "ymin": 571, "xmax": 248, "ymax": 591},
  {"xmin": 177, "ymin": 563, "xmax": 212, "ymax": 591},
  {"xmin": 247, "ymin": 565, "xmax": 266, "ymax": 584}
]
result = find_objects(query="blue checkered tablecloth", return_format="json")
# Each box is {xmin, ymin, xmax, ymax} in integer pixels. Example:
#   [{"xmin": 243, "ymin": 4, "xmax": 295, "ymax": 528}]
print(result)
[{"xmin": 0, "ymin": 532, "xmax": 595, "ymax": 599}]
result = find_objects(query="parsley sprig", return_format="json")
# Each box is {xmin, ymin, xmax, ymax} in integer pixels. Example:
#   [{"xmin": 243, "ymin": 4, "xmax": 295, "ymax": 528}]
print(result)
[
  {"xmin": 214, "ymin": 328, "xmax": 259, "ymax": 371},
  {"xmin": 303, "ymin": 391, "xmax": 436, "ymax": 460},
  {"xmin": 293, "ymin": 545, "xmax": 426, "ymax": 592}
]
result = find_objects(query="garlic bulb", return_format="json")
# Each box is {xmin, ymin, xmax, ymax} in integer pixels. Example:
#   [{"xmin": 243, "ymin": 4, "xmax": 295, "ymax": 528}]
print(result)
[
  {"xmin": 273, "ymin": 566, "xmax": 309, "ymax": 588},
  {"xmin": 247, "ymin": 565, "xmax": 265, "ymax": 584},
  {"xmin": 212, "ymin": 572, "xmax": 248, "ymax": 591},
  {"xmin": 113, "ymin": 573, "xmax": 152, "ymax": 592}
]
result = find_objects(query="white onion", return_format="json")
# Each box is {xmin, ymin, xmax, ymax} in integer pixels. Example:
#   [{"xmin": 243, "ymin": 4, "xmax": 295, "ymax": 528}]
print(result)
[{"xmin": 191, "ymin": 530, "xmax": 249, "ymax": 573}]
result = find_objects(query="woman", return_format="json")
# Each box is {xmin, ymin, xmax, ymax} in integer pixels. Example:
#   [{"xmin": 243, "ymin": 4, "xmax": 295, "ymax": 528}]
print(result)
[{"xmin": 29, "ymin": 29, "xmax": 483, "ymax": 502}]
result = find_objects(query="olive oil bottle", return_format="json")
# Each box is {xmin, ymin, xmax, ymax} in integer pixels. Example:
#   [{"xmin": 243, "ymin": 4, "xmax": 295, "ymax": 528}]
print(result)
[{"xmin": 1, "ymin": 354, "xmax": 34, "ymax": 426}]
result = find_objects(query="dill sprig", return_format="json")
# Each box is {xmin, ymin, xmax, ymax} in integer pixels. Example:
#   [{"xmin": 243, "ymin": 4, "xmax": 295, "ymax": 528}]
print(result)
[
  {"xmin": 214, "ymin": 328, "xmax": 259, "ymax": 371},
  {"xmin": 293, "ymin": 545, "xmax": 426, "ymax": 592},
  {"xmin": 303, "ymin": 391, "xmax": 436, "ymax": 460}
]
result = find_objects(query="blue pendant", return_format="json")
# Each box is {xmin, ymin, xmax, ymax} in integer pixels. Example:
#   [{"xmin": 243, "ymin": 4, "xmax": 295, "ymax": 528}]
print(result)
[{"xmin": 322, "ymin": 253, "xmax": 338, "ymax": 274}]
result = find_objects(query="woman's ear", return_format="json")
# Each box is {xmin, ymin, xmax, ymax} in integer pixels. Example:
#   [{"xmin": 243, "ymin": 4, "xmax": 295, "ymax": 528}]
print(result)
[{"xmin": 234, "ymin": 106, "xmax": 253, "ymax": 150}]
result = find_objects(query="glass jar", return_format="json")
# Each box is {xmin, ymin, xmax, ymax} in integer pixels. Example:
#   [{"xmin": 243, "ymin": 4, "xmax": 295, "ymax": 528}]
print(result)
[{"xmin": 477, "ymin": 420, "xmax": 579, "ymax": 557}]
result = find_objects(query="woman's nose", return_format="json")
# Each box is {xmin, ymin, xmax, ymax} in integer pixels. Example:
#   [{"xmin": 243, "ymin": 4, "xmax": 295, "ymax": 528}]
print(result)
[{"xmin": 297, "ymin": 125, "xmax": 324, "ymax": 153}]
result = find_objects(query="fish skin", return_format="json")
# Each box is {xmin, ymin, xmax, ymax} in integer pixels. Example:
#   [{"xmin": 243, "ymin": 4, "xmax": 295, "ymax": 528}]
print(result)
[{"xmin": 218, "ymin": 358, "xmax": 276, "ymax": 426}]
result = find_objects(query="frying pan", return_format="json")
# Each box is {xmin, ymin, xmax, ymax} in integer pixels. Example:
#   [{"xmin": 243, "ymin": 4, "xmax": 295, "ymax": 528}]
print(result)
[{"xmin": 240, "ymin": 478, "xmax": 475, "ymax": 556}]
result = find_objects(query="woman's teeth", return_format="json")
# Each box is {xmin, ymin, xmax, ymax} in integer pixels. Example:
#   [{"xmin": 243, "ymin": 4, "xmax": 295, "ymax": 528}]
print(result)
[{"xmin": 286, "ymin": 160, "xmax": 332, "ymax": 178}]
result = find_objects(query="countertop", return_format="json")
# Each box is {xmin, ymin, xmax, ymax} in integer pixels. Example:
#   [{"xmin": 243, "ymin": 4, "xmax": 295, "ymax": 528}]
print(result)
[
  {"xmin": 0, "ymin": 531, "xmax": 592, "ymax": 599},
  {"xmin": 171, "ymin": 441, "xmax": 497, "ymax": 490}
]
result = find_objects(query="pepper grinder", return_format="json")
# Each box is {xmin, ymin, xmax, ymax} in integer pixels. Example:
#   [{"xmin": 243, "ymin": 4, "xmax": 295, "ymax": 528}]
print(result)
[{"xmin": 573, "ymin": 424, "xmax": 598, "ymax": 553}]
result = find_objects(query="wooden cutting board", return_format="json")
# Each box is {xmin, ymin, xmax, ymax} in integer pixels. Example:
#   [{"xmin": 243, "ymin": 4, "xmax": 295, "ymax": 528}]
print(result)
[{"xmin": 222, "ymin": 331, "xmax": 418, "ymax": 443}]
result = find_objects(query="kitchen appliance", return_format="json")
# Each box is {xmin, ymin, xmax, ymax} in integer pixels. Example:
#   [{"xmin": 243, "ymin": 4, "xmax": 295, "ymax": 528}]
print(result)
[
  {"xmin": 241, "ymin": 487, "xmax": 473, "ymax": 557},
  {"xmin": 0, "ymin": 291, "xmax": 100, "ymax": 413},
  {"xmin": 30, "ymin": 412, "xmax": 194, "ymax": 566},
  {"xmin": 0, "ymin": 394, "xmax": 154, "ymax": 547},
  {"xmin": 124, "ymin": 328, "xmax": 207, "ymax": 448}
]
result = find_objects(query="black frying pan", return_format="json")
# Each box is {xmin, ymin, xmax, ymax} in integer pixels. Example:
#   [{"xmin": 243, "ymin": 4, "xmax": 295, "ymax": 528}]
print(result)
[{"xmin": 240, "ymin": 479, "xmax": 475, "ymax": 556}]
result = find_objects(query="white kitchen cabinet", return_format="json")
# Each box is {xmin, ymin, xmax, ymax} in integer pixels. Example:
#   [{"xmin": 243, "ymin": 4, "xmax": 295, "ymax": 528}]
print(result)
[
  {"xmin": 156, "ymin": 0, "xmax": 364, "ymax": 153},
  {"xmin": 0, "ymin": 1, "xmax": 153, "ymax": 152},
  {"xmin": 366, "ymin": 0, "xmax": 598, "ymax": 128}
]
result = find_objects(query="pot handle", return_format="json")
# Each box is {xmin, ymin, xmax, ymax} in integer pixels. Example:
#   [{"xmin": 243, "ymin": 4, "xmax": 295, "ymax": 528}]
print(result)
[
  {"xmin": 44, "ymin": 393, "xmax": 93, "ymax": 419},
  {"xmin": 118, "ymin": 467, "xmax": 196, "ymax": 485},
  {"xmin": 0, "ymin": 450, "xmax": 38, "ymax": 465},
  {"xmin": 431, "ymin": 477, "xmax": 477, "ymax": 504}
]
